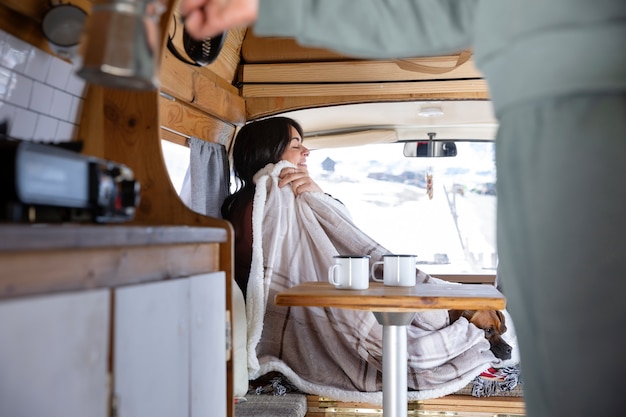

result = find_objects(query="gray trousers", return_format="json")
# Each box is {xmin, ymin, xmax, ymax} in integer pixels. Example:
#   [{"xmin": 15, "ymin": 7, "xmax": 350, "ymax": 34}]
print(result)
[{"xmin": 497, "ymin": 93, "xmax": 626, "ymax": 416}]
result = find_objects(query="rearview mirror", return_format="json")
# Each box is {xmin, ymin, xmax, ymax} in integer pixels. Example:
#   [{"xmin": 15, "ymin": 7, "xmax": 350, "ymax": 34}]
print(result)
[{"xmin": 403, "ymin": 140, "xmax": 457, "ymax": 157}]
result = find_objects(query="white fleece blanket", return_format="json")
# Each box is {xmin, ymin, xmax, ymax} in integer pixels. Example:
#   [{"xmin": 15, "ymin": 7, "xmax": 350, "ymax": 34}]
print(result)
[{"xmin": 246, "ymin": 161, "xmax": 502, "ymax": 403}]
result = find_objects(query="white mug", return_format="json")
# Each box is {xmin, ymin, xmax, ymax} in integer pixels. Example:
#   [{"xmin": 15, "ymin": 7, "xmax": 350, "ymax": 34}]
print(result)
[
  {"xmin": 42, "ymin": 4, "xmax": 87, "ymax": 63},
  {"xmin": 370, "ymin": 254, "xmax": 417, "ymax": 286},
  {"xmin": 328, "ymin": 255, "xmax": 370, "ymax": 290}
]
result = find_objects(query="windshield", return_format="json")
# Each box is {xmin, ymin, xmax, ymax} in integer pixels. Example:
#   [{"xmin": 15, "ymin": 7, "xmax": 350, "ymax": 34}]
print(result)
[{"xmin": 307, "ymin": 141, "xmax": 497, "ymax": 275}]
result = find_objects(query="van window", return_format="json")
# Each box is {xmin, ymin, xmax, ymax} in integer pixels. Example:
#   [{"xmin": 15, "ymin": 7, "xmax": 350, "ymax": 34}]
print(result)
[
  {"xmin": 161, "ymin": 140, "xmax": 190, "ymax": 195},
  {"xmin": 307, "ymin": 141, "xmax": 497, "ymax": 275}
]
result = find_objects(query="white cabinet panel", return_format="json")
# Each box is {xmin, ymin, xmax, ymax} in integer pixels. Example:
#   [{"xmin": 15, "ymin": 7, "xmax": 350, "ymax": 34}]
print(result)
[
  {"xmin": 114, "ymin": 279, "xmax": 190, "ymax": 417},
  {"xmin": 0, "ymin": 290, "xmax": 110, "ymax": 417},
  {"xmin": 190, "ymin": 272, "xmax": 226, "ymax": 417},
  {"xmin": 114, "ymin": 273, "xmax": 227, "ymax": 417}
]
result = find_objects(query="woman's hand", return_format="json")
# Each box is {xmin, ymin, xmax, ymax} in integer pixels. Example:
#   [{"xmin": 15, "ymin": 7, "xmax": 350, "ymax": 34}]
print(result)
[
  {"xmin": 278, "ymin": 167, "xmax": 323, "ymax": 196},
  {"xmin": 180, "ymin": 0, "xmax": 259, "ymax": 40}
]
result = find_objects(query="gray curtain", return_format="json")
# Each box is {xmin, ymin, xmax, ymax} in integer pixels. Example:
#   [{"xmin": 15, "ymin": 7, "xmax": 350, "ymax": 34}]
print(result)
[{"xmin": 179, "ymin": 137, "xmax": 230, "ymax": 219}]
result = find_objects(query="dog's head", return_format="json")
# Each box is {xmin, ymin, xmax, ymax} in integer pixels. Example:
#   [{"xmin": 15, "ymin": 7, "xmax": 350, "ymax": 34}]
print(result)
[{"xmin": 448, "ymin": 309, "xmax": 512, "ymax": 360}]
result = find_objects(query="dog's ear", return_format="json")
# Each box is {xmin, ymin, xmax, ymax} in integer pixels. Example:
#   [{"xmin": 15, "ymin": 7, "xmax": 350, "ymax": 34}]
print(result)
[
  {"xmin": 495, "ymin": 310, "xmax": 507, "ymax": 333},
  {"xmin": 461, "ymin": 310, "xmax": 476, "ymax": 321},
  {"xmin": 448, "ymin": 309, "xmax": 465, "ymax": 323},
  {"xmin": 449, "ymin": 309, "xmax": 474, "ymax": 323}
]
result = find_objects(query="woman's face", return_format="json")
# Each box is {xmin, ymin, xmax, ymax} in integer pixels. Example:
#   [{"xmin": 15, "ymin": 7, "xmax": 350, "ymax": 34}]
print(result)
[{"xmin": 281, "ymin": 126, "xmax": 309, "ymax": 169}]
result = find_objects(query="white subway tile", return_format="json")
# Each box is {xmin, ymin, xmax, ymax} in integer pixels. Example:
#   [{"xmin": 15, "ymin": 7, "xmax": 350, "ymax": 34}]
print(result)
[
  {"xmin": 1, "ymin": 33, "xmax": 30, "ymax": 73},
  {"xmin": 24, "ymin": 48, "xmax": 52, "ymax": 82},
  {"xmin": 0, "ymin": 33, "xmax": 86, "ymax": 140},
  {"xmin": 65, "ymin": 70, "xmax": 87, "ymax": 97},
  {"xmin": 0, "ymin": 101, "xmax": 16, "ymax": 126},
  {"xmin": 0, "ymin": 66, "xmax": 11, "ymax": 101},
  {"xmin": 29, "ymin": 81, "xmax": 55, "ymax": 114},
  {"xmin": 7, "ymin": 73, "xmax": 33, "ymax": 108},
  {"xmin": 33, "ymin": 114, "xmax": 59, "ymax": 141},
  {"xmin": 0, "ymin": 30, "xmax": 7, "ymax": 53},
  {"xmin": 69, "ymin": 96, "xmax": 84, "ymax": 124},
  {"xmin": 55, "ymin": 120, "xmax": 76, "ymax": 142},
  {"xmin": 46, "ymin": 58, "xmax": 72, "ymax": 90},
  {"xmin": 50, "ymin": 89, "xmax": 73, "ymax": 121},
  {"xmin": 11, "ymin": 107, "xmax": 38, "ymax": 139}
]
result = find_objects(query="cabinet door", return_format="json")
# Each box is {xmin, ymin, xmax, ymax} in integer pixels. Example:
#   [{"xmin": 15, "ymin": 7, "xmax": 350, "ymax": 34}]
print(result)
[
  {"xmin": 114, "ymin": 278, "xmax": 190, "ymax": 417},
  {"xmin": 114, "ymin": 274, "xmax": 227, "ymax": 417},
  {"xmin": 190, "ymin": 272, "xmax": 226, "ymax": 417},
  {"xmin": 0, "ymin": 290, "xmax": 110, "ymax": 417}
]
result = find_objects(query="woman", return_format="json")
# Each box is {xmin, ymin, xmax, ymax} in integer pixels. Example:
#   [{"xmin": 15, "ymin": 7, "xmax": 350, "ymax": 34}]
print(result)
[
  {"xmin": 222, "ymin": 117, "xmax": 505, "ymax": 402},
  {"xmin": 221, "ymin": 116, "xmax": 323, "ymax": 299}
]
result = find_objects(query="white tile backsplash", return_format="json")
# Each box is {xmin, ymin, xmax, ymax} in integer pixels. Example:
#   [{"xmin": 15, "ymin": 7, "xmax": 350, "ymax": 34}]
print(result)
[
  {"xmin": 24, "ymin": 48, "xmax": 52, "ymax": 82},
  {"xmin": 0, "ymin": 29, "xmax": 83, "ymax": 141},
  {"xmin": 33, "ymin": 114, "xmax": 59, "ymax": 141},
  {"xmin": 50, "ymin": 89, "xmax": 73, "ymax": 121},
  {"xmin": 46, "ymin": 58, "xmax": 72, "ymax": 90},
  {"xmin": 56, "ymin": 120, "xmax": 76, "ymax": 141},
  {"xmin": 1, "ymin": 33, "xmax": 30, "ymax": 73},
  {"xmin": 0, "ymin": 101, "xmax": 16, "ymax": 124},
  {"xmin": 8, "ymin": 73, "xmax": 33, "ymax": 108},
  {"xmin": 11, "ymin": 107, "xmax": 38, "ymax": 138},
  {"xmin": 69, "ymin": 96, "xmax": 84, "ymax": 123},
  {"xmin": 65, "ymin": 71, "xmax": 86, "ymax": 98},
  {"xmin": 29, "ymin": 81, "xmax": 55, "ymax": 114},
  {"xmin": 0, "ymin": 66, "xmax": 12, "ymax": 101}
]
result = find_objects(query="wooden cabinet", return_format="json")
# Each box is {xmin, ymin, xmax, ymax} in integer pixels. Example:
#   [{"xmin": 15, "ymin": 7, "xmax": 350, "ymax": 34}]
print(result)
[
  {"xmin": 189, "ymin": 273, "xmax": 227, "ymax": 417},
  {"xmin": 114, "ymin": 273, "xmax": 226, "ymax": 417},
  {"xmin": 0, "ymin": 1, "xmax": 238, "ymax": 414},
  {"xmin": 0, "ymin": 225, "xmax": 232, "ymax": 417},
  {"xmin": 115, "ymin": 279, "xmax": 191, "ymax": 417},
  {"xmin": 0, "ymin": 289, "xmax": 110, "ymax": 417}
]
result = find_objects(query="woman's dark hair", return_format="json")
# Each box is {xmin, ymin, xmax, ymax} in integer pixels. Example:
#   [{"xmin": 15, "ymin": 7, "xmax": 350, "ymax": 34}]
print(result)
[{"xmin": 231, "ymin": 116, "xmax": 304, "ymax": 189}]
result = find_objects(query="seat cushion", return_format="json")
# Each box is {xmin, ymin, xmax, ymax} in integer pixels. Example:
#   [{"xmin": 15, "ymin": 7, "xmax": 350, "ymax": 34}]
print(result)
[{"xmin": 234, "ymin": 393, "xmax": 307, "ymax": 417}]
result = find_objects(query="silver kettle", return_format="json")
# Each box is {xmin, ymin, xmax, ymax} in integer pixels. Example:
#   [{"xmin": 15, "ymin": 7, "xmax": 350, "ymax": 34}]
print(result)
[{"xmin": 77, "ymin": 0, "xmax": 165, "ymax": 90}]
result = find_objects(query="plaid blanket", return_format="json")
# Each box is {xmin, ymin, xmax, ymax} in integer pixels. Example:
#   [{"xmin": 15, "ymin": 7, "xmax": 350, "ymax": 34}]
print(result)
[{"xmin": 246, "ymin": 161, "xmax": 503, "ymax": 403}]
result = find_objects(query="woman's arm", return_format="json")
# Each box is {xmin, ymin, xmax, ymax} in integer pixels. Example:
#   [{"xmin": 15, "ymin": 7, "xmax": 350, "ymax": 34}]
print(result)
[
  {"xmin": 182, "ymin": 0, "xmax": 478, "ymax": 58},
  {"xmin": 256, "ymin": 0, "xmax": 477, "ymax": 58}
]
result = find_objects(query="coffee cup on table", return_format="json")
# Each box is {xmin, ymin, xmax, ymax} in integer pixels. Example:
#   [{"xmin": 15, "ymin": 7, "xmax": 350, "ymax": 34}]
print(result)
[
  {"xmin": 370, "ymin": 254, "xmax": 417, "ymax": 286},
  {"xmin": 328, "ymin": 255, "xmax": 370, "ymax": 290}
]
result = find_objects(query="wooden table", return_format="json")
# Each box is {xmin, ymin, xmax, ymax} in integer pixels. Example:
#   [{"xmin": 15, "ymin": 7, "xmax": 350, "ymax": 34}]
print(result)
[{"xmin": 275, "ymin": 281, "xmax": 506, "ymax": 417}]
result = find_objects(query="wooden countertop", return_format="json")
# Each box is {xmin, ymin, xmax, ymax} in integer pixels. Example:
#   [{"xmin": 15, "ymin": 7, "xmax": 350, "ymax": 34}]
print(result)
[
  {"xmin": 0, "ymin": 224, "xmax": 228, "ymax": 300},
  {"xmin": 275, "ymin": 281, "xmax": 505, "ymax": 312},
  {"xmin": 0, "ymin": 224, "xmax": 227, "ymax": 251}
]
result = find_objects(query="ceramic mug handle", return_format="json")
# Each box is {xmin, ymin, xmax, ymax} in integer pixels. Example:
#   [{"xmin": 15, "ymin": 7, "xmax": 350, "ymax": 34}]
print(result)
[
  {"xmin": 328, "ymin": 264, "xmax": 341, "ymax": 286},
  {"xmin": 370, "ymin": 261, "xmax": 384, "ymax": 282}
]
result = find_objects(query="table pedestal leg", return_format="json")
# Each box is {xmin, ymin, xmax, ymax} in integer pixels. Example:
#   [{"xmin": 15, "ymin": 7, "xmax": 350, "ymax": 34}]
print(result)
[{"xmin": 373, "ymin": 312, "xmax": 416, "ymax": 417}]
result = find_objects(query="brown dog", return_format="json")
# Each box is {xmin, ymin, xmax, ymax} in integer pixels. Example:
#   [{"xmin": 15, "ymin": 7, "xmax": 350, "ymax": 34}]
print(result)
[{"xmin": 448, "ymin": 309, "xmax": 512, "ymax": 360}]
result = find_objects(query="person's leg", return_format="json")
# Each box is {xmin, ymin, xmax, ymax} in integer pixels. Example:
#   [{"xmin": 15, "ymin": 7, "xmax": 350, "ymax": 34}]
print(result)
[{"xmin": 496, "ymin": 93, "xmax": 626, "ymax": 416}]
